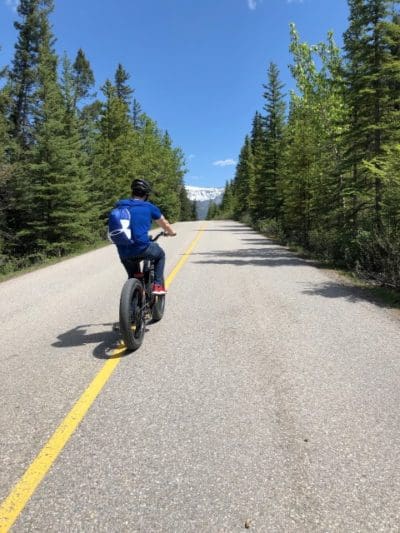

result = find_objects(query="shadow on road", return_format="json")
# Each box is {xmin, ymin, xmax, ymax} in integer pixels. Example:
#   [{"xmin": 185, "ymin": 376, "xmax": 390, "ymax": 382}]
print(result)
[
  {"xmin": 301, "ymin": 281, "xmax": 400, "ymax": 311},
  {"xmin": 192, "ymin": 246, "xmax": 306, "ymax": 268},
  {"xmin": 240, "ymin": 238, "xmax": 275, "ymax": 245},
  {"xmin": 199, "ymin": 226, "xmax": 256, "ymax": 233},
  {"xmin": 193, "ymin": 245, "xmax": 400, "ymax": 312},
  {"xmin": 52, "ymin": 323, "xmax": 130, "ymax": 360}
]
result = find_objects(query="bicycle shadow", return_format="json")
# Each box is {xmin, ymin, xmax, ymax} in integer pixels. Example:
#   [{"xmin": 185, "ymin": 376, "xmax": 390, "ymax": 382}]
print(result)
[
  {"xmin": 52, "ymin": 323, "xmax": 129, "ymax": 360},
  {"xmin": 52, "ymin": 321, "xmax": 157, "ymax": 359}
]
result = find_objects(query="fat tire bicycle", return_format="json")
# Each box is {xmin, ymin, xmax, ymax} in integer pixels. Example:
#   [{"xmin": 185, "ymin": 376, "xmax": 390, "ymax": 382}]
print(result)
[{"xmin": 119, "ymin": 231, "xmax": 166, "ymax": 351}]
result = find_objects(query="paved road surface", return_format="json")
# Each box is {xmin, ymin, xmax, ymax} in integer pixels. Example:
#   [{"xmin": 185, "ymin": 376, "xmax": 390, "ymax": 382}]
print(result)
[{"xmin": 1, "ymin": 221, "xmax": 400, "ymax": 532}]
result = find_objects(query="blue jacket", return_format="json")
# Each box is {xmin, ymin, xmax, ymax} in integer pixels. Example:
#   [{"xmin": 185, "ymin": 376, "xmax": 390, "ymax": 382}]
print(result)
[{"xmin": 115, "ymin": 198, "xmax": 162, "ymax": 258}]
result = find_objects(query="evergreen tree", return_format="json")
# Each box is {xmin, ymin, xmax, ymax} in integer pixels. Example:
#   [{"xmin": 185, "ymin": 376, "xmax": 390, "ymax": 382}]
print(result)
[
  {"xmin": 153, "ymin": 131, "xmax": 185, "ymax": 222},
  {"xmin": 206, "ymin": 202, "xmax": 219, "ymax": 220},
  {"xmin": 0, "ymin": 0, "xmax": 187, "ymax": 273},
  {"xmin": 22, "ymin": 2, "xmax": 93, "ymax": 255},
  {"xmin": 72, "ymin": 48, "xmax": 95, "ymax": 110},
  {"xmin": 115, "ymin": 63, "xmax": 133, "ymax": 106},
  {"xmin": 91, "ymin": 79, "xmax": 137, "ymax": 221},
  {"xmin": 232, "ymin": 136, "xmax": 254, "ymax": 220},
  {"xmin": 190, "ymin": 199, "xmax": 197, "ymax": 220},
  {"xmin": 249, "ymin": 111, "xmax": 266, "ymax": 222},
  {"xmin": 343, "ymin": 0, "xmax": 400, "ymax": 230},
  {"xmin": 6, "ymin": 0, "xmax": 54, "ymax": 255},
  {"xmin": 179, "ymin": 186, "xmax": 196, "ymax": 220},
  {"xmin": 263, "ymin": 62, "xmax": 286, "ymax": 220},
  {"xmin": 280, "ymin": 25, "xmax": 345, "ymax": 249},
  {"xmin": 8, "ymin": 0, "xmax": 50, "ymax": 147},
  {"xmin": 219, "ymin": 180, "xmax": 234, "ymax": 219},
  {"xmin": 0, "ymin": 63, "xmax": 13, "ymax": 264},
  {"xmin": 132, "ymin": 98, "xmax": 143, "ymax": 129}
]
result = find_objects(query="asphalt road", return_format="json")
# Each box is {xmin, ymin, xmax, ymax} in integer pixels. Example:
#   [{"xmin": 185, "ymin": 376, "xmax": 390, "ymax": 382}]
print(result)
[{"xmin": 1, "ymin": 220, "xmax": 400, "ymax": 532}]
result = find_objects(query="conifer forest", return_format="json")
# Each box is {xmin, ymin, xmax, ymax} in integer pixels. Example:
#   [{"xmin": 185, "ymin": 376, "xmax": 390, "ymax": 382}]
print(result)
[
  {"xmin": 213, "ymin": 0, "xmax": 400, "ymax": 290},
  {"xmin": 0, "ymin": 0, "xmax": 195, "ymax": 275}
]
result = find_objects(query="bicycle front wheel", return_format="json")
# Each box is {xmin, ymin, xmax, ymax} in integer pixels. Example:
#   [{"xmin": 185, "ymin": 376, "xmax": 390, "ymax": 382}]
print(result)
[
  {"xmin": 119, "ymin": 278, "xmax": 145, "ymax": 351},
  {"xmin": 152, "ymin": 294, "xmax": 165, "ymax": 322}
]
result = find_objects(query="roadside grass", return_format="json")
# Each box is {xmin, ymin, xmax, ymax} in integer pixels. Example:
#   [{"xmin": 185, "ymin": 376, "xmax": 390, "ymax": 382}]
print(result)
[
  {"xmin": 0, "ymin": 223, "xmax": 166, "ymax": 283},
  {"xmin": 0, "ymin": 239, "xmax": 109, "ymax": 283}
]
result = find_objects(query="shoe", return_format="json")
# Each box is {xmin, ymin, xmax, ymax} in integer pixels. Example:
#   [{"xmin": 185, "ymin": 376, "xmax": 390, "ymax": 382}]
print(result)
[{"xmin": 152, "ymin": 283, "xmax": 167, "ymax": 295}]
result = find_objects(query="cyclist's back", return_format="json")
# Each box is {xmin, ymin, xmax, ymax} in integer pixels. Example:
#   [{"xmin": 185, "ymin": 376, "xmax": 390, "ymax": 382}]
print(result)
[
  {"xmin": 113, "ymin": 179, "xmax": 176, "ymax": 295},
  {"xmin": 115, "ymin": 198, "xmax": 162, "ymax": 258}
]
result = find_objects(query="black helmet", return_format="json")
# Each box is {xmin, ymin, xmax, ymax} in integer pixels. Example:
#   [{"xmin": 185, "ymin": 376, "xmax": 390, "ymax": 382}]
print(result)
[{"xmin": 131, "ymin": 178, "xmax": 151, "ymax": 197}]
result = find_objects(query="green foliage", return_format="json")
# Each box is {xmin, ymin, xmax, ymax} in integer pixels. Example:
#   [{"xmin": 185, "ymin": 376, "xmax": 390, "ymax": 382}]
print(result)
[
  {"xmin": 0, "ymin": 1, "xmax": 187, "ymax": 274},
  {"xmin": 228, "ymin": 3, "xmax": 400, "ymax": 290},
  {"xmin": 343, "ymin": 0, "xmax": 400, "ymax": 230},
  {"xmin": 0, "ymin": 64, "xmax": 14, "ymax": 264},
  {"xmin": 249, "ymin": 111, "xmax": 266, "ymax": 221},
  {"xmin": 179, "ymin": 186, "xmax": 196, "ymax": 221},
  {"xmin": 262, "ymin": 62, "xmax": 286, "ymax": 220},
  {"xmin": 115, "ymin": 63, "xmax": 133, "ymax": 106},
  {"xmin": 21, "ymin": 5, "xmax": 93, "ymax": 255},
  {"xmin": 232, "ymin": 136, "xmax": 254, "ymax": 220},
  {"xmin": 206, "ymin": 202, "xmax": 219, "ymax": 220},
  {"xmin": 72, "ymin": 48, "xmax": 95, "ymax": 108},
  {"xmin": 219, "ymin": 180, "xmax": 235, "ymax": 219}
]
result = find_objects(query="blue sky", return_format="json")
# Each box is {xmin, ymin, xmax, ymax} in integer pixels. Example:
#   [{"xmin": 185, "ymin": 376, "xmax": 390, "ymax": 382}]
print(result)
[{"xmin": 1, "ymin": 0, "xmax": 350, "ymax": 188}]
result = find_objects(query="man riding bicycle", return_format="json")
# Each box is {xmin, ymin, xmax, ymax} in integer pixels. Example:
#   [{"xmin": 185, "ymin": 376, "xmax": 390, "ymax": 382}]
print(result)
[{"xmin": 114, "ymin": 179, "xmax": 176, "ymax": 295}]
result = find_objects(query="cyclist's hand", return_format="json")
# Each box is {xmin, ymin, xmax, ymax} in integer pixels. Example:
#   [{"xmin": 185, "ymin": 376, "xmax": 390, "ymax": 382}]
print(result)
[{"xmin": 167, "ymin": 231, "xmax": 177, "ymax": 237}]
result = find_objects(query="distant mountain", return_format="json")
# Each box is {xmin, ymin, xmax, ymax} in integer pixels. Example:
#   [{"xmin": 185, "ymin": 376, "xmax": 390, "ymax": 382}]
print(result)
[{"xmin": 185, "ymin": 186, "xmax": 224, "ymax": 220}]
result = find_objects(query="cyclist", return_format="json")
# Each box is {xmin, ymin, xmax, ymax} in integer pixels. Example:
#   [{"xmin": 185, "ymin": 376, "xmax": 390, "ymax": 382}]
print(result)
[{"xmin": 114, "ymin": 178, "xmax": 176, "ymax": 295}]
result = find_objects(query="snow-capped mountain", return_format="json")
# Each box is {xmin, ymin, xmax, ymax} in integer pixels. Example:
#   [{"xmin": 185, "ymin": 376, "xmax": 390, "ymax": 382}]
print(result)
[
  {"xmin": 185, "ymin": 186, "xmax": 224, "ymax": 202},
  {"xmin": 185, "ymin": 186, "xmax": 225, "ymax": 220}
]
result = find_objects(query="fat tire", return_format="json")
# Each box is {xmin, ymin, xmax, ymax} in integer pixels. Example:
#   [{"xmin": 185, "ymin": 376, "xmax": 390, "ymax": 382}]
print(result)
[
  {"xmin": 152, "ymin": 294, "xmax": 165, "ymax": 322},
  {"xmin": 119, "ymin": 278, "xmax": 145, "ymax": 351}
]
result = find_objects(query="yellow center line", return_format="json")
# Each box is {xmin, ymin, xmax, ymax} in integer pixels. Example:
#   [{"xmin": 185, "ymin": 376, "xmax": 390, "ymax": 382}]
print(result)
[{"xmin": 0, "ymin": 225, "xmax": 206, "ymax": 532}]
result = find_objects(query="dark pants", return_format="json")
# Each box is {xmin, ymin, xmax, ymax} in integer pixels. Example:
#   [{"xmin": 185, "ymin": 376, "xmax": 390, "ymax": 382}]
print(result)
[{"xmin": 121, "ymin": 242, "xmax": 165, "ymax": 285}]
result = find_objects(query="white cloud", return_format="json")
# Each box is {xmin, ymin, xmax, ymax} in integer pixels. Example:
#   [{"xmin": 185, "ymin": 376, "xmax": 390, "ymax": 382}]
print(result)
[
  {"xmin": 247, "ymin": 0, "xmax": 264, "ymax": 9},
  {"xmin": 5, "ymin": 0, "xmax": 18, "ymax": 12},
  {"xmin": 213, "ymin": 159, "xmax": 237, "ymax": 167}
]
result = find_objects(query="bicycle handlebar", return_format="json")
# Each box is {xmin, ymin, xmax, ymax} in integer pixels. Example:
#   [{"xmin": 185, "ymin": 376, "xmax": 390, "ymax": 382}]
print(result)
[
  {"xmin": 151, "ymin": 231, "xmax": 177, "ymax": 242},
  {"xmin": 151, "ymin": 231, "xmax": 166, "ymax": 242}
]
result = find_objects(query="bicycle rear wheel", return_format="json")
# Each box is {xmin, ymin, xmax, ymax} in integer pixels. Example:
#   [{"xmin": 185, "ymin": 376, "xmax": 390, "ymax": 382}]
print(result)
[{"xmin": 119, "ymin": 278, "xmax": 145, "ymax": 351}]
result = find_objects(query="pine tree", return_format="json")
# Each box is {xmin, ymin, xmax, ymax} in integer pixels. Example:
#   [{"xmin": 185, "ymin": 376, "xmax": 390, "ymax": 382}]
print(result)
[
  {"xmin": 153, "ymin": 131, "xmax": 185, "ymax": 222},
  {"xmin": 232, "ymin": 136, "xmax": 254, "ymax": 221},
  {"xmin": 115, "ymin": 63, "xmax": 134, "ymax": 106},
  {"xmin": 280, "ymin": 25, "xmax": 346, "ymax": 249},
  {"xmin": 91, "ymin": 79, "xmax": 137, "ymax": 220},
  {"xmin": 6, "ymin": 0, "xmax": 54, "ymax": 255},
  {"xmin": 263, "ymin": 62, "xmax": 286, "ymax": 220},
  {"xmin": 8, "ymin": 0, "xmax": 49, "ymax": 147},
  {"xmin": 343, "ymin": 0, "xmax": 400, "ymax": 230},
  {"xmin": 0, "ymin": 63, "xmax": 14, "ymax": 264},
  {"xmin": 179, "ymin": 186, "xmax": 196, "ymax": 220},
  {"xmin": 22, "ymin": 2, "xmax": 93, "ymax": 255},
  {"xmin": 206, "ymin": 202, "xmax": 219, "ymax": 220},
  {"xmin": 249, "ymin": 111, "xmax": 266, "ymax": 222},
  {"xmin": 190, "ymin": 199, "xmax": 197, "ymax": 220},
  {"xmin": 132, "ymin": 98, "xmax": 143, "ymax": 129},
  {"xmin": 72, "ymin": 48, "xmax": 95, "ymax": 110},
  {"xmin": 219, "ymin": 180, "xmax": 234, "ymax": 218}
]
